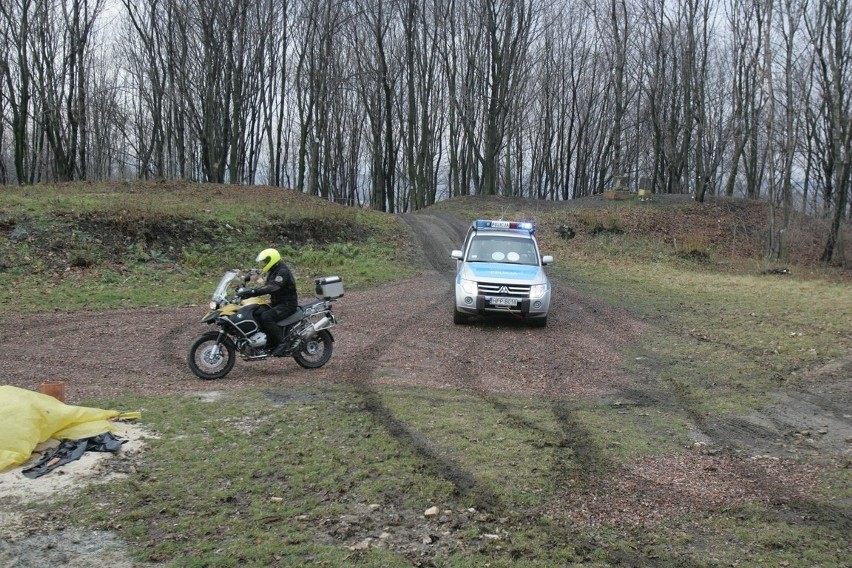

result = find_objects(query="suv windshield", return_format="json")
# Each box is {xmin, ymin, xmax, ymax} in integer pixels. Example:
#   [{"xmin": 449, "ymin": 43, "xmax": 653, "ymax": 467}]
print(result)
[{"xmin": 466, "ymin": 236, "xmax": 539, "ymax": 266}]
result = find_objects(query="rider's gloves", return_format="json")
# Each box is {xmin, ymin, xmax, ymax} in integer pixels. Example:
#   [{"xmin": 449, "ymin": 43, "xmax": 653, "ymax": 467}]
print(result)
[{"xmin": 236, "ymin": 287, "xmax": 256, "ymax": 298}]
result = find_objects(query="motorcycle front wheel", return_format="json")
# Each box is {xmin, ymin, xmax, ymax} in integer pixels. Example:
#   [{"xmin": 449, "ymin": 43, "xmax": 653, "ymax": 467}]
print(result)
[
  {"xmin": 187, "ymin": 331, "xmax": 236, "ymax": 379},
  {"xmin": 293, "ymin": 329, "xmax": 333, "ymax": 369}
]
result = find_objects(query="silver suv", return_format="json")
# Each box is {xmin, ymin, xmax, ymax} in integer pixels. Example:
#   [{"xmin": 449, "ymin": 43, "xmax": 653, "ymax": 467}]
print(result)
[{"xmin": 451, "ymin": 220, "xmax": 553, "ymax": 327}]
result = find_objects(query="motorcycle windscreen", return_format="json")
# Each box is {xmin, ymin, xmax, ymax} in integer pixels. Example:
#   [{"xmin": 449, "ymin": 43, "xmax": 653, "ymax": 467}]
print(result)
[{"xmin": 212, "ymin": 270, "xmax": 242, "ymax": 304}]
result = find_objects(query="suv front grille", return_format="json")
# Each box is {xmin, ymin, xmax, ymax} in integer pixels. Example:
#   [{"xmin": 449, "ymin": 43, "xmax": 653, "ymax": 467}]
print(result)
[{"xmin": 477, "ymin": 283, "xmax": 531, "ymax": 297}]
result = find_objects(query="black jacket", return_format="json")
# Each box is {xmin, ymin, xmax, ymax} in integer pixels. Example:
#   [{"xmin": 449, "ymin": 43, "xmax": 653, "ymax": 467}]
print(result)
[{"xmin": 254, "ymin": 261, "xmax": 297, "ymax": 307}]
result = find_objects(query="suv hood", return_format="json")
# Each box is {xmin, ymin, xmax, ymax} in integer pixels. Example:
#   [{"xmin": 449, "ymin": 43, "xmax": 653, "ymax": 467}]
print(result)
[{"xmin": 461, "ymin": 263, "xmax": 546, "ymax": 284}]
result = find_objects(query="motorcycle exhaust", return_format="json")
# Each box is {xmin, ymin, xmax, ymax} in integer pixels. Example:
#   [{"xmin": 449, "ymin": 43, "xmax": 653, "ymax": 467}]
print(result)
[{"xmin": 300, "ymin": 316, "xmax": 332, "ymax": 340}]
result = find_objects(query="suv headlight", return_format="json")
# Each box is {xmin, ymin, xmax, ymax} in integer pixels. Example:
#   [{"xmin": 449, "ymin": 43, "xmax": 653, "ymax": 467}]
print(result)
[
  {"xmin": 529, "ymin": 284, "xmax": 547, "ymax": 299},
  {"xmin": 459, "ymin": 278, "xmax": 478, "ymax": 295}
]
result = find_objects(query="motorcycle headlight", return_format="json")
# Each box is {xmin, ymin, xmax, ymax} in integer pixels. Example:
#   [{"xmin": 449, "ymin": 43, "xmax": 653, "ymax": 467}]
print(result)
[
  {"xmin": 209, "ymin": 301, "xmax": 217, "ymax": 310},
  {"xmin": 529, "ymin": 284, "xmax": 548, "ymax": 300},
  {"xmin": 459, "ymin": 278, "xmax": 478, "ymax": 295}
]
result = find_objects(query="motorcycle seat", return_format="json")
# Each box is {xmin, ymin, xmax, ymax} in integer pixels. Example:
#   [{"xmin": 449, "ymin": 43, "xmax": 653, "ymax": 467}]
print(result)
[
  {"xmin": 277, "ymin": 308, "xmax": 304, "ymax": 326},
  {"xmin": 276, "ymin": 298, "xmax": 328, "ymax": 326}
]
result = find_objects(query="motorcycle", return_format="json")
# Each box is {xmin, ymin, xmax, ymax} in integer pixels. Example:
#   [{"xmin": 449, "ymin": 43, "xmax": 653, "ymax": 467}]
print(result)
[{"xmin": 187, "ymin": 270, "xmax": 344, "ymax": 380}]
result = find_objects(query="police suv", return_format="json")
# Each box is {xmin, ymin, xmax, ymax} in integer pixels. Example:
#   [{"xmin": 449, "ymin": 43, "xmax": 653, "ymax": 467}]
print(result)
[{"xmin": 451, "ymin": 219, "xmax": 553, "ymax": 327}]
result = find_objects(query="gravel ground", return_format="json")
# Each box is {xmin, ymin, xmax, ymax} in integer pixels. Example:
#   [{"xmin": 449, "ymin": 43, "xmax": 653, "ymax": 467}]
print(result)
[
  {"xmin": 1, "ymin": 212, "xmax": 849, "ymax": 566},
  {"xmin": 1, "ymin": 214, "xmax": 644, "ymax": 404}
]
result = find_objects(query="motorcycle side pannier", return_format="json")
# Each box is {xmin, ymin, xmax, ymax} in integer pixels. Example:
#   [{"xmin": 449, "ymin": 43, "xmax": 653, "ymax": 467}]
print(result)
[{"xmin": 315, "ymin": 276, "xmax": 344, "ymax": 299}]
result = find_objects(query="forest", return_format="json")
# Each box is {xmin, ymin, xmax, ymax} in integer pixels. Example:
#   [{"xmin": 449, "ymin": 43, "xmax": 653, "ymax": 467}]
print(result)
[{"xmin": 1, "ymin": 0, "xmax": 850, "ymax": 262}]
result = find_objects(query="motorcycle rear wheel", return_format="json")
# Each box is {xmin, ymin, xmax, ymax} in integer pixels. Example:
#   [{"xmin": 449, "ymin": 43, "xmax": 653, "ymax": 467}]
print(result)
[
  {"xmin": 293, "ymin": 329, "xmax": 333, "ymax": 369},
  {"xmin": 188, "ymin": 331, "xmax": 236, "ymax": 379}
]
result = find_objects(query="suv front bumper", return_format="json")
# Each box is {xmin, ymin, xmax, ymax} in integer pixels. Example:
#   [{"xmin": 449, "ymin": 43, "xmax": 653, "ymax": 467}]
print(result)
[{"xmin": 454, "ymin": 287, "xmax": 551, "ymax": 319}]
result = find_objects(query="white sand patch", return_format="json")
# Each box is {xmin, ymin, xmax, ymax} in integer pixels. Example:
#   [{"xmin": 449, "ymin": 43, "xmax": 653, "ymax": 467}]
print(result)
[{"xmin": 0, "ymin": 422, "xmax": 154, "ymax": 506}]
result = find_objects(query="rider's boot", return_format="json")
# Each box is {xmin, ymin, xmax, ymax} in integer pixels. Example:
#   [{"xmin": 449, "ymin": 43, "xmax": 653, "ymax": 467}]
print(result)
[{"xmin": 271, "ymin": 341, "xmax": 289, "ymax": 357}]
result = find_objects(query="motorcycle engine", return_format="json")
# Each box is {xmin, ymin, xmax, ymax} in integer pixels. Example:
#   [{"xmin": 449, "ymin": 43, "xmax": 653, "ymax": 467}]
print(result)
[{"xmin": 248, "ymin": 332, "xmax": 267, "ymax": 347}]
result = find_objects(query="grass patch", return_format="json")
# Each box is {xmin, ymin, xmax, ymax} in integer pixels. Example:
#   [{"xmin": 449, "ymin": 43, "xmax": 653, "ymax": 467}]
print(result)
[
  {"xmin": 556, "ymin": 257, "xmax": 851, "ymax": 415},
  {"xmin": 35, "ymin": 385, "xmax": 847, "ymax": 566},
  {"xmin": 686, "ymin": 503, "xmax": 852, "ymax": 567},
  {"xmin": 65, "ymin": 387, "xmax": 579, "ymax": 565},
  {"xmin": 10, "ymin": 238, "xmax": 408, "ymax": 312},
  {"xmin": 1, "ymin": 181, "xmax": 416, "ymax": 311}
]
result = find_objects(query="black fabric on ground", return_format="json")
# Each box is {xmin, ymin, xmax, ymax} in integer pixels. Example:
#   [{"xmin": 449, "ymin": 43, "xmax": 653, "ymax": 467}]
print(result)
[{"xmin": 22, "ymin": 432, "xmax": 125, "ymax": 478}]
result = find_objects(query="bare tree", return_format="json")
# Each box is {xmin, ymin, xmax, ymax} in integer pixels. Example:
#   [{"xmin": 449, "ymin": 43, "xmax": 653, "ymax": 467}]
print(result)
[
  {"xmin": 689, "ymin": 0, "xmax": 724, "ymax": 203},
  {"xmin": 261, "ymin": 0, "xmax": 291, "ymax": 188},
  {"xmin": 9, "ymin": 0, "xmax": 106, "ymax": 182},
  {"xmin": 805, "ymin": 0, "xmax": 852, "ymax": 264},
  {"xmin": 479, "ymin": 0, "xmax": 538, "ymax": 195},
  {"xmin": 0, "ymin": 0, "xmax": 35, "ymax": 183},
  {"xmin": 603, "ymin": 0, "xmax": 630, "ymax": 187},
  {"xmin": 86, "ymin": 45, "xmax": 124, "ymax": 179},
  {"xmin": 762, "ymin": 0, "xmax": 779, "ymax": 259},
  {"xmin": 399, "ymin": 0, "xmax": 444, "ymax": 210},
  {"xmin": 437, "ymin": 0, "xmax": 540, "ymax": 197},
  {"xmin": 565, "ymin": 6, "xmax": 607, "ymax": 198},
  {"xmin": 435, "ymin": 0, "xmax": 478, "ymax": 197},
  {"xmin": 121, "ymin": 0, "xmax": 170, "ymax": 178},
  {"xmin": 765, "ymin": 0, "xmax": 807, "ymax": 259},
  {"xmin": 351, "ymin": 0, "xmax": 401, "ymax": 212},
  {"xmin": 527, "ymin": 7, "xmax": 566, "ymax": 200},
  {"xmin": 725, "ymin": 0, "xmax": 767, "ymax": 199},
  {"xmin": 292, "ymin": 0, "xmax": 351, "ymax": 198}
]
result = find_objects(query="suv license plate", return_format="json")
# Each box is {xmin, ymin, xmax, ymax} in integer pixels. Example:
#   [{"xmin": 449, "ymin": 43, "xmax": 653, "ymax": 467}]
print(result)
[{"xmin": 490, "ymin": 297, "xmax": 518, "ymax": 306}]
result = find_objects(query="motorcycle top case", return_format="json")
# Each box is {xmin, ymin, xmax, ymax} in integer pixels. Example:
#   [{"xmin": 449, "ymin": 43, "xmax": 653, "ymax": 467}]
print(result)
[{"xmin": 315, "ymin": 276, "xmax": 344, "ymax": 299}]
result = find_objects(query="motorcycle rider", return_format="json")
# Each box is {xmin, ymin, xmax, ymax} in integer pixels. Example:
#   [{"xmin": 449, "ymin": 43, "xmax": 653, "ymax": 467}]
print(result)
[{"xmin": 236, "ymin": 248, "xmax": 298, "ymax": 357}]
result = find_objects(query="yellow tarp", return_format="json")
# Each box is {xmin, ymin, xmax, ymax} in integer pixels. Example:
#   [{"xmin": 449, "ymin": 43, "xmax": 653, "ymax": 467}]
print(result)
[{"xmin": 0, "ymin": 385, "xmax": 120, "ymax": 472}]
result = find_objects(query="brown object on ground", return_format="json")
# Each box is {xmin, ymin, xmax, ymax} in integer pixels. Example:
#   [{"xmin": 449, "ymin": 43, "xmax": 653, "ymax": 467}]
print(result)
[{"xmin": 38, "ymin": 381, "xmax": 65, "ymax": 402}]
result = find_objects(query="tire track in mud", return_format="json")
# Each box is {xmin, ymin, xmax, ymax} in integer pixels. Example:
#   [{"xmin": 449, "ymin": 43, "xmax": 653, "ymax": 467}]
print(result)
[
  {"xmin": 336, "ymin": 213, "xmax": 547, "ymax": 510},
  {"xmin": 341, "ymin": 211, "xmax": 493, "ymax": 503},
  {"xmin": 444, "ymin": 319, "xmax": 609, "ymax": 491},
  {"xmin": 339, "ymin": 271, "xmax": 503, "ymax": 509},
  {"xmin": 622, "ymin": 343, "xmax": 852, "ymax": 459},
  {"xmin": 399, "ymin": 213, "xmax": 467, "ymax": 274},
  {"xmin": 438, "ymin": 280, "xmax": 635, "ymax": 492},
  {"xmin": 161, "ymin": 308, "xmax": 203, "ymax": 370},
  {"xmin": 396, "ymin": 213, "xmax": 618, "ymax": 505},
  {"xmin": 603, "ymin": 331, "xmax": 852, "ymax": 539},
  {"xmin": 450, "ymin": 329, "xmax": 615, "ymax": 490}
]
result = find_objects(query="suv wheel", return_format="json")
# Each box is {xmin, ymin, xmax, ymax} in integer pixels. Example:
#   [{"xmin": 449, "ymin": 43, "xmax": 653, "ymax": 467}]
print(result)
[
  {"xmin": 453, "ymin": 307, "xmax": 469, "ymax": 325},
  {"xmin": 528, "ymin": 316, "xmax": 547, "ymax": 328}
]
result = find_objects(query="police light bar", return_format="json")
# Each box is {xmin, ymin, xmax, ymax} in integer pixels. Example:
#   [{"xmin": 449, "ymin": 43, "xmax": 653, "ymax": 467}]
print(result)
[{"xmin": 474, "ymin": 219, "xmax": 535, "ymax": 233}]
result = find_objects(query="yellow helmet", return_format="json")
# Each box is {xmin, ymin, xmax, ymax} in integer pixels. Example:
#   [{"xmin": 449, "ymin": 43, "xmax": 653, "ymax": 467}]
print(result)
[{"xmin": 256, "ymin": 248, "xmax": 281, "ymax": 272}]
